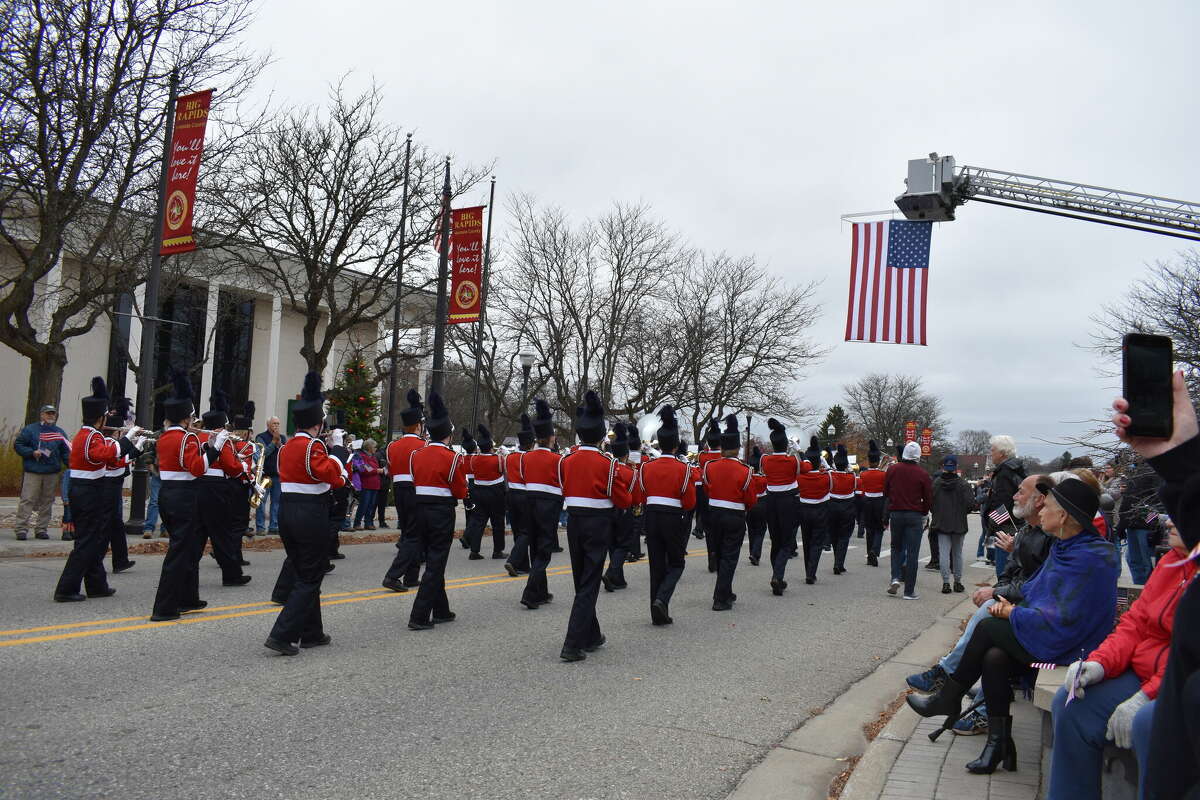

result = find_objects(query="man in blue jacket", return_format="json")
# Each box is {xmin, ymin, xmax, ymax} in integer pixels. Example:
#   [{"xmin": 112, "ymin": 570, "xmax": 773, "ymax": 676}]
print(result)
[{"xmin": 13, "ymin": 405, "xmax": 71, "ymax": 540}]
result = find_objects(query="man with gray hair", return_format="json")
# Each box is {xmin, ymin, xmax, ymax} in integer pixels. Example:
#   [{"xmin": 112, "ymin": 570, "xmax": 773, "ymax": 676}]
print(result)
[
  {"xmin": 983, "ymin": 434, "xmax": 1024, "ymax": 578},
  {"xmin": 254, "ymin": 416, "xmax": 286, "ymax": 534}
]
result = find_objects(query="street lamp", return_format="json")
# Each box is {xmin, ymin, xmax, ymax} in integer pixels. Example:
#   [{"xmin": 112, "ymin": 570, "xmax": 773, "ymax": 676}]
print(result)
[
  {"xmin": 519, "ymin": 351, "xmax": 535, "ymax": 410},
  {"xmin": 886, "ymin": 437, "xmax": 894, "ymax": 449}
]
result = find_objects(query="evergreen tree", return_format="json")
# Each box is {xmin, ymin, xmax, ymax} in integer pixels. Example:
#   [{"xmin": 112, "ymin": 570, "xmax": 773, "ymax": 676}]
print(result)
[
  {"xmin": 817, "ymin": 404, "xmax": 852, "ymax": 443},
  {"xmin": 327, "ymin": 352, "xmax": 382, "ymax": 439}
]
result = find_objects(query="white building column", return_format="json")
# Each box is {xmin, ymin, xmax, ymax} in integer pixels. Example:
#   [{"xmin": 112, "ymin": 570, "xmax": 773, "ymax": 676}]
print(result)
[
  {"xmin": 263, "ymin": 296, "xmax": 282, "ymax": 422},
  {"xmin": 199, "ymin": 281, "xmax": 221, "ymax": 408}
]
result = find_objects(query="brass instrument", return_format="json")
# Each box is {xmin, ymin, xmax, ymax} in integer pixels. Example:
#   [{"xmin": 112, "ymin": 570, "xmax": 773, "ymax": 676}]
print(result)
[{"xmin": 248, "ymin": 440, "xmax": 272, "ymax": 509}]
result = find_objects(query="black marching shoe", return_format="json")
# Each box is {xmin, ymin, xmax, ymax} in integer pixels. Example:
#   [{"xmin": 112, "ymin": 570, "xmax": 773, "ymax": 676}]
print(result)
[
  {"xmin": 264, "ymin": 637, "xmax": 299, "ymax": 656},
  {"xmin": 504, "ymin": 563, "xmax": 519, "ymax": 577},
  {"xmin": 541, "ymin": 593, "xmax": 553, "ymax": 604},
  {"xmin": 712, "ymin": 599, "xmax": 733, "ymax": 611},
  {"xmin": 223, "ymin": 575, "xmax": 252, "ymax": 586},
  {"xmin": 906, "ymin": 676, "xmax": 967, "ymax": 718},
  {"xmin": 402, "ymin": 576, "xmax": 422, "ymax": 587},
  {"xmin": 150, "ymin": 611, "xmax": 181, "ymax": 621},
  {"xmin": 468, "ymin": 552, "xmax": 484, "ymax": 560},
  {"xmin": 770, "ymin": 578, "xmax": 785, "ymax": 596},
  {"xmin": 54, "ymin": 592, "xmax": 86, "ymax": 603},
  {"xmin": 87, "ymin": 587, "xmax": 117, "ymax": 598},
  {"xmin": 520, "ymin": 598, "xmax": 540, "ymax": 610},
  {"xmin": 382, "ymin": 578, "xmax": 408, "ymax": 593},
  {"xmin": 113, "ymin": 561, "xmax": 136, "ymax": 573},
  {"xmin": 748, "ymin": 555, "xmax": 759, "ymax": 566},
  {"xmin": 560, "ymin": 647, "xmax": 586, "ymax": 663},
  {"xmin": 965, "ymin": 715, "xmax": 1017, "ymax": 774},
  {"xmin": 407, "ymin": 620, "xmax": 434, "ymax": 631},
  {"xmin": 601, "ymin": 574, "xmax": 616, "ymax": 592},
  {"xmin": 925, "ymin": 561, "xmax": 941, "ymax": 571},
  {"xmin": 238, "ymin": 558, "xmax": 251, "ymax": 566},
  {"xmin": 432, "ymin": 612, "xmax": 456, "ymax": 624},
  {"xmin": 805, "ymin": 576, "xmax": 816, "ymax": 585},
  {"xmin": 867, "ymin": 555, "xmax": 878, "ymax": 566},
  {"xmin": 180, "ymin": 601, "xmax": 208, "ymax": 612},
  {"xmin": 330, "ymin": 552, "xmax": 346, "ymax": 560},
  {"xmin": 492, "ymin": 551, "xmax": 508, "ymax": 559},
  {"xmin": 651, "ymin": 599, "xmax": 671, "ymax": 626},
  {"xmin": 300, "ymin": 633, "xmax": 332, "ymax": 648}
]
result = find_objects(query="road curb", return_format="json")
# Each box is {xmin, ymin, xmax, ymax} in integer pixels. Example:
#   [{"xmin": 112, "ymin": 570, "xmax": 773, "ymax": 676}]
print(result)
[{"xmin": 726, "ymin": 582, "xmax": 984, "ymax": 800}]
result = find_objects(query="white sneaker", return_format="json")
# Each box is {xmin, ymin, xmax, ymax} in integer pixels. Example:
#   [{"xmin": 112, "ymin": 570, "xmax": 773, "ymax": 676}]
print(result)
[
  {"xmin": 887, "ymin": 580, "xmax": 901, "ymax": 595},
  {"xmin": 903, "ymin": 593, "xmax": 920, "ymax": 600}
]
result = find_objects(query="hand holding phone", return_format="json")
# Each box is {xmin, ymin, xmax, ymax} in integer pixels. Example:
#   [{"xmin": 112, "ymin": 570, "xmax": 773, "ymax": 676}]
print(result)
[
  {"xmin": 1120, "ymin": 333, "xmax": 1174, "ymax": 439},
  {"xmin": 1114, "ymin": 369, "xmax": 1198, "ymax": 460}
]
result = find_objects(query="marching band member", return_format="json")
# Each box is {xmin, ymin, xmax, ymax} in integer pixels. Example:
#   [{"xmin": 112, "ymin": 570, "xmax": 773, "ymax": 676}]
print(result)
[
  {"xmin": 150, "ymin": 371, "xmax": 210, "ymax": 621},
  {"xmin": 857, "ymin": 441, "xmax": 887, "ymax": 567},
  {"xmin": 196, "ymin": 390, "xmax": 250, "ymax": 587},
  {"xmin": 601, "ymin": 423, "xmax": 637, "ymax": 592},
  {"xmin": 382, "ymin": 389, "xmax": 426, "ymax": 592},
  {"xmin": 519, "ymin": 399, "xmax": 564, "ymax": 609},
  {"xmin": 465, "ymin": 424, "xmax": 507, "ymax": 560},
  {"xmin": 504, "ymin": 414, "xmax": 535, "ymax": 576},
  {"xmin": 626, "ymin": 424, "xmax": 646, "ymax": 562},
  {"xmin": 103, "ymin": 396, "xmax": 136, "ymax": 574},
  {"xmin": 325, "ymin": 422, "xmax": 351, "ymax": 563},
  {"xmin": 636, "ymin": 405, "xmax": 696, "ymax": 625},
  {"xmin": 697, "ymin": 420, "xmax": 722, "ymax": 571},
  {"xmin": 827, "ymin": 445, "xmax": 858, "ymax": 575},
  {"xmin": 458, "ymin": 427, "xmax": 478, "ymax": 552},
  {"xmin": 54, "ymin": 378, "xmax": 141, "ymax": 602},
  {"xmin": 265, "ymin": 372, "xmax": 345, "ymax": 654},
  {"xmin": 702, "ymin": 415, "xmax": 761, "ymax": 610},
  {"xmin": 746, "ymin": 446, "xmax": 768, "ymax": 567},
  {"xmin": 558, "ymin": 392, "xmax": 631, "ymax": 662},
  {"xmin": 760, "ymin": 419, "xmax": 804, "ymax": 595},
  {"xmin": 406, "ymin": 392, "xmax": 468, "ymax": 630},
  {"xmin": 796, "ymin": 436, "xmax": 831, "ymax": 585},
  {"xmin": 232, "ymin": 402, "xmax": 257, "ymax": 551}
]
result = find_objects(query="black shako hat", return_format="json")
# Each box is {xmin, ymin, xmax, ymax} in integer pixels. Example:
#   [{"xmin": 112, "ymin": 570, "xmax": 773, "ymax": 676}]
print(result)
[
  {"xmin": 82, "ymin": 377, "xmax": 110, "ymax": 423},
  {"xmin": 867, "ymin": 439, "xmax": 881, "ymax": 466},
  {"xmin": 1037, "ymin": 477, "xmax": 1102, "ymax": 536},
  {"xmin": 611, "ymin": 422, "xmax": 630, "ymax": 459},
  {"xmin": 105, "ymin": 395, "xmax": 132, "ymax": 429},
  {"xmin": 476, "ymin": 423, "xmax": 495, "ymax": 453},
  {"xmin": 534, "ymin": 398, "xmax": 556, "ymax": 439},
  {"xmin": 575, "ymin": 391, "xmax": 606, "ymax": 444},
  {"xmin": 163, "ymin": 369, "xmax": 195, "ymax": 424},
  {"xmin": 425, "ymin": 392, "xmax": 452, "ymax": 441},
  {"xmin": 233, "ymin": 401, "xmax": 256, "ymax": 431},
  {"xmin": 202, "ymin": 388, "xmax": 230, "ymax": 430},
  {"xmin": 767, "ymin": 417, "xmax": 788, "ymax": 453},
  {"xmin": 517, "ymin": 413, "xmax": 535, "ymax": 450},
  {"xmin": 720, "ymin": 414, "xmax": 740, "ymax": 451},
  {"xmin": 833, "ymin": 444, "xmax": 849, "ymax": 471},
  {"xmin": 460, "ymin": 426, "xmax": 478, "ymax": 454},
  {"xmin": 804, "ymin": 435, "xmax": 821, "ymax": 466},
  {"xmin": 750, "ymin": 445, "xmax": 763, "ymax": 471},
  {"xmin": 292, "ymin": 371, "xmax": 326, "ymax": 429},
  {"xmin": 705, "ymin": 418, "xmax": 721, "ymax": 449},
  {"xmin": 400, "ymin": 389, "xmax": 424, "ymax": 427},
  {"xmin": 656, "ymin": 405, "xmax": 680, "ymax": 453},
  {"xmin": 627, "ymin": 419, "xmax": 642, "ymax": 457}
]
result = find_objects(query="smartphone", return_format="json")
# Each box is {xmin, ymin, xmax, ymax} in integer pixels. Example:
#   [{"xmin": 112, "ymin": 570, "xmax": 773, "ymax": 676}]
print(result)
[{"xmin": 1122, "ymin": 333, "xmax": 1173, "ymax": 439}]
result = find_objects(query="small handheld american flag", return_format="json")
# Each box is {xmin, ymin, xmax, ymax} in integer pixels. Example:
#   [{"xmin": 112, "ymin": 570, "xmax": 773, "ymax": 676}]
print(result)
[
  {"xmin": 988, "ymin": 506, "xmax": 1011, "ymax": 527},
  {"xmin": 1029, "ymin": 661, "xmax": 1059, "ymax": 671},
  {"xmin": 1145, "ymin": 510, "xmax": 1159, "ymax": 525}
]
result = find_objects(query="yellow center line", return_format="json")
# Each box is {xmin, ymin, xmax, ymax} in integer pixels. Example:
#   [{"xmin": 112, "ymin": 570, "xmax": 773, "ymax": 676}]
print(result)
[{"xmin": 0, "ymin": 550, "xmax": 711, "ymax": 649}]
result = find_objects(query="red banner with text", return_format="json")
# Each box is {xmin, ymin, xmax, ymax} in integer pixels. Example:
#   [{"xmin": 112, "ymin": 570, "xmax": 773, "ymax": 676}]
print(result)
[
  {"xmin": 904, "ymin": 421, "xmax": 917, "ymax": 443},
  {"xmin": 920, "ymin": 428, "xmax": 933, "ymax": 457},
  {"xmin": 160, "ymin": 89, "xmax": 213, "ymax": 256},
  {"xmin": 448, "ymin": 206, "xmax": 485, "ymax": 324}
]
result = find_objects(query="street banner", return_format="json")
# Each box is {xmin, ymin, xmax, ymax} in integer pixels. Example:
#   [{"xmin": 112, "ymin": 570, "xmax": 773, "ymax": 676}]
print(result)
[
  {"xmin": 920, "ymin": 428, "xmax": 933, "ymax": 457},
  {"xmin": 160, "ymin": 89, "xmax": 213, "ymax": 255},
  {"xmin": 448, "ymin": 205, "xmax": 485, "ymax": 324},
  {"xmin": 904, "ymin": 421, "xmax": 917, "ymax": 443}
]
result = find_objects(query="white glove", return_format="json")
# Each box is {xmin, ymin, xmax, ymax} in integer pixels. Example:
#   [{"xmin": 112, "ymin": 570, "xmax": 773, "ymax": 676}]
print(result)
[
  {"xmin": 1063, "ymin": 660, "xmax": 1106, "ymax": 699},
  {"xmin": 1106, "ymin": 690, "xmax": 1150, "ymax": 749},
  {"xmin": 126, "ymin": 425, "xmax": 145, "ymax": 438},
  {"xmin": 130, "ymin": 435, "xmax": 147, "ymax": 452},
  {"xmin": 212, "ymin": 430, "xmax": 230, "ymax": 452}
]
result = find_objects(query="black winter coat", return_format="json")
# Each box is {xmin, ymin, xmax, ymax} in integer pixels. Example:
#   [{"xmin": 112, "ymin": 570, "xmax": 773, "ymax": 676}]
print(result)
[
  {"xmin": 992, "ymin": 524, "xmax": 1053, "ymax": 604},
  {"xmin": 983, "ymin": 458, "xmax": 1025, "ymax": 534},
  {"xmin": 930, "ymin": 472, "xmax": 975, "ymax": 534}
]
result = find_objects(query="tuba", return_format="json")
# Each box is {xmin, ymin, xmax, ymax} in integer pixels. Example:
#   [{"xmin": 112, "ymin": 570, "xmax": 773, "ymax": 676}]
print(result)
[{"xmin": 248, "ymin": 440, "xmax": 272, "ymax": 509}]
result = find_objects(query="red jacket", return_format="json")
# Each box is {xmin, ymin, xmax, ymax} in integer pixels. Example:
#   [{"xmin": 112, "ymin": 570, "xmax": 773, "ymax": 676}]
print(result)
[
  {"xmin": 829, "ymin": 470, "xmax": 857, "ymax": 500},
  {"xmin": 470, "ymin": 452, "xmax": 505, "ymax": 485},
  {"xmin": 883, "ymin": 461, "xmax": 932, "ymax": 513},
  {"xmin": 386, "ymin": 434, "xmax": 426, "ymax": 484},
  {"xmin": 279, "ymin": 432, "xmax": 346, "ymax": 494},
  {"xmin": 760, "ymin": 452, "xmax": 804, "ymax": 491},
  {"xmin": 696, "ymin": 449, "xmax": 720, "ymax": 485},
  {"xmin": 559, "ymin": 445, "xmax": 632, "ymax": 510},
  {"xmin": 68, "ymin": 427, "xmax": 123, "ymax": 480},
  {"xmin": 1088, "ymin": 548, "xmax": 1197, "ymax": 699},
  {"xmin": 521, "ymin": 447, "xmax": 563, "ymax": 497},
  {"xmin": 635, "ymin": 455, "xmax": 697, "ymax": 511},
  {"xmin": 702, "ymin": 456, "xmax": 759, "ymax": 511},
  {"xmin": 857, "ymin": 468, "xmax": 886, "ymax": 497},
  {"xmin": 410, "ymin": 442, "xmax": 468, "ymax": 502},
  {"xmin": 156, "ymin": 426, "xmax": 208, "ymax": 482},
  {"xmin": 505, "ymin": 450, "xmax": 526, "ymax": 490},
  {"xmin": 797, "ymin": 467, "xmax": 831, "ymax": 503},
  {"xmin": 198, "ymin": 431, "xmax": 244, "ymax": 479}
]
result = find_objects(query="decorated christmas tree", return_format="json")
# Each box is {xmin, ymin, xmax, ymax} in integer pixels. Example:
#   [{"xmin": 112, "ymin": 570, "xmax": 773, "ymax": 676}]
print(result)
[{"xmin": 326, "ymin": 352, "xmax": 381, "ymax": 438}]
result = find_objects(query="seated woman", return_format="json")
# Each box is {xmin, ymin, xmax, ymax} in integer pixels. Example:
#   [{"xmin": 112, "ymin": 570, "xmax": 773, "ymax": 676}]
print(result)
[
  {"xmin": 1047, "ymin": 515, "xmax": 1196, "ymax": 800},
  {"xmin": 907, "ymin": 478, "xmax": 1119, "ymax": 774}
]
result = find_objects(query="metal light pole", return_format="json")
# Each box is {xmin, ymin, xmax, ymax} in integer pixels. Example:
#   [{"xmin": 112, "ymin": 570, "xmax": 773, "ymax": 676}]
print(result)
[
  {"xmin": 744, "ymin": 413, "xmax": 752, "ymax": 461},
  {"xmin": 429, "ymin": 157, "xmax": 452, "ymax": 397},
  {"xmin": 385, "ymin": 133, "xmax": 413, "ymax": 438},
  {"xmin": 126, "ymin": 71, "xmax": 179, "ymax": 536},
  {"xmin": 519, "ymin": 351, "xmax": 534, "ymax": 411}
]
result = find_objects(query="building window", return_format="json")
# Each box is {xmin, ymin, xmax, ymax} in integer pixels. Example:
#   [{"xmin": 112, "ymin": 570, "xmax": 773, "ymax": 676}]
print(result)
[
  {"xmin": 152, "ymin": 284, "xmax": 207, "ymax": 427},
  {"xmin": 212, "ymin": 292, "xmax": 254, "ymax": 416}
]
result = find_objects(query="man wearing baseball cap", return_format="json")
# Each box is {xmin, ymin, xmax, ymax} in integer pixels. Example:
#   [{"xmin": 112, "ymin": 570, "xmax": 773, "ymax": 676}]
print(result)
[{"xmin": 13, "ymin": 405, "xmax": 70, "ymax": 541}]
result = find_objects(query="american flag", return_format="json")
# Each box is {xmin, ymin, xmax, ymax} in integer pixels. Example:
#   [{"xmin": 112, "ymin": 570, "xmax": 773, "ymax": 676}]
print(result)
[
  {"xmin": 1145, "ymin": 510, "xmax": 1159, "ymax": 525},
  {"xmin": 845, "ymin": 220, "xmax": 932, "ymax": 345},
  {"xmin": 39, "ymin": 431, "xmax": 70, "ymax": 452},
  {"xmin": 988, "ymin": 506, "xmax": 1011, "ymax": 527}
]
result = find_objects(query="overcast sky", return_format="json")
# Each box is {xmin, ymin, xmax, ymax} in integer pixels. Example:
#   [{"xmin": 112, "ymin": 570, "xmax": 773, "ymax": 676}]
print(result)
[{"xmin": 240, "ymin": 0, "xmax": 1198, "ymax": 460}]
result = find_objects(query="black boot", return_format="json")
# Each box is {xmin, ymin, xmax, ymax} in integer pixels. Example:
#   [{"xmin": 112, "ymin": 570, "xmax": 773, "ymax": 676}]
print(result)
[
  {"xmin": 906, "ymin": 676, "xmax": 967, "ymax": 718},
  {"xmin": 966, "ymin": 715, "xmax": 1016, "ymax": 774}
]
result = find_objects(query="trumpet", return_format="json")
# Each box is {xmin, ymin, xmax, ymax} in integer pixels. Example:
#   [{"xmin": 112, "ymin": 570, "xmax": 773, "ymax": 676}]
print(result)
[{"xmin": 186, "ymin": 425, "xmax": 247, "ymax": 443}]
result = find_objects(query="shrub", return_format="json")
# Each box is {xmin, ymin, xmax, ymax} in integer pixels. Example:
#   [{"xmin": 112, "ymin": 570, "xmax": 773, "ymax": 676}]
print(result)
[{"xmin": 0, "ymin": 425, "xmax": 26, "ymax": 495}]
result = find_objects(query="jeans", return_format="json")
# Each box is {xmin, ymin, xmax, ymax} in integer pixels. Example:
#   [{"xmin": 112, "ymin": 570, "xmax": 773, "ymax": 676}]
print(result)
[
  {"xmin": 1048, "ymin": 670, "xmax": 1153, "ymax": 800},
  {"xmin": 993, "ymin": 547, "xmax": 1009, "ymax": 580},
  {"xmin": 937, "ymin": 531, "xmax": 964, "ymax": 582},
  {"xmin": 255, "ymin": 481, "xmax": 283, "ymax": 532},
  {"xmin": 889, "ymin": 511, "xmax": 924, "ymax": 595},
  {"xmin": 940, "ymin": 599, "xmax": 994, "ymax": 673},
  {"xmin": 1124, "ymin": 528, "xmax": 1153, "ymax": 584},
  {"xmin": 354, "ymin": 488, "xmax": 378, "ymax": 527},
  {"xmin": 143, "ymin": 474, "xmax": 161, "ymax": 532},
  {"xmin": 976, "ymin": 528, "xmax": 987, "ymax": 558}
]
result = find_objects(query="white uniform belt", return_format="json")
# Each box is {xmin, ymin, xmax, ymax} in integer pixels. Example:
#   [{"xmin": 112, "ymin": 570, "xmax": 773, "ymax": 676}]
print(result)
[
  {"xmin": 69, "ymin": 469, "xmax": 105, "ymax": 479},
  {"xmin": 830, "ymin": 492, "xmax": 855, "ymax": 500},
  {"xmin": 708, "ymin": 498, "xmax": 745, "ymax": 511},
  {"xmin": 645, "ymin": 496, "xmax": 682, "ymax": 508},
  {"xmin": 798, "ymin": 495, "xmax": 828, "ymax": 504},
  {"xmin": 415, "ymin": 486, "xmax": 453, "ymax": 497},
  {"xmin": 863, "ymin": 491, "xmax": 883, "ymax": 498},
  {"xmin": 474, "ymin": 477, "xmax": 504, "ymax": 486},
  {"xmin": 204, "ymin": 468, "xmax": 231, "ymax": 478},
  {"xmin": 391, "ymin": 474, "xmax": 413, "ymax": 483},
  {"xmin": 767, "ymin": 482, "xmax": 798, "ymax": 492},
  {"xmin": 525, "ymin": 482, "xmax": 562, "ymax": 496},
  {"xmin": 282, "ymin": 481, "xmax": 330, "ymax": 494},
  {"xmin": 565, "ymin": 496, "xmax": 613, "ymax": 509},
  {"xmin": 507, "ymin": 482, "xmax": 526, "ymax": 490},
  {"xmin": 159, "ymin": 470, "xmax": 196, "ymax": 481}
]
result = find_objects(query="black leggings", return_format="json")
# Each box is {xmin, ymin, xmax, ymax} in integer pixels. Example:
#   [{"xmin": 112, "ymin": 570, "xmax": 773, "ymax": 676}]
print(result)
[{"xmin": 949, "ymin": 616, "xmax": 1034, "ymax": 718}]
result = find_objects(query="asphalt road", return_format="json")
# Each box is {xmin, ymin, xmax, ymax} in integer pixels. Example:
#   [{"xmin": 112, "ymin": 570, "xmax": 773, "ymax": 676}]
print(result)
[{"xmin": 0, "ymin": 517, "xmax": 984, "ymax": 800}]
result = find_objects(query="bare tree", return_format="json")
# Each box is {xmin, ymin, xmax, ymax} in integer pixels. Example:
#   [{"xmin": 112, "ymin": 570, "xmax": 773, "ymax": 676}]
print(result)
[
  {"xmin": 955, "ymin": 429, "xmax": 993, "ymax": 456},
  {"xmin": 0, "ymin": 0, "xmax": 262, "ymax": 421},
  {"xmin": 843, "ymin": 373, "xmax": 950, "ymax": 452},
  {"xmin": 208, "ymin": 81, "xmax": 488, "ymax": 376}
]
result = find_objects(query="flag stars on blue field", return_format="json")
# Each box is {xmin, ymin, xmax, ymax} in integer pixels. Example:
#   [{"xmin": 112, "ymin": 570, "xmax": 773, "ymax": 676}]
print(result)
[{"xmin": 887, "ymin": 220, "xmax": 932, "ymax": 269}]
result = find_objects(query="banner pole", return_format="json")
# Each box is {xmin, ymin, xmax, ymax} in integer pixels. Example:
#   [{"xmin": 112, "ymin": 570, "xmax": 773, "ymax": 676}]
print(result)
[
  {"xmin": 470, "ymin": 176, "xmax": 496, "ymax": 431},
  {"xmin": 386, "ymin": 133, "xmax": 413, "ymax": 435},
  {"xmin": 126, "ymin": 70, "xmax": 180, "ymax": 535},
  {"xmin": 429, "ymin": 157, "xmax": 452, "ymax": 397}
]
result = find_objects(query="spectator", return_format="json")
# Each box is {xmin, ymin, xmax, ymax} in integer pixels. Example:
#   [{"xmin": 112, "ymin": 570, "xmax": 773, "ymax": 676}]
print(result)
[
  {"xmin": 141, "ymin": 460, "xmax": 163, "ymax": 538},
  {"xmin": 254, "ymin": 416, "xmax": 286, "ymax": 534},
  {"xmin": 1099, "ymin": 462, "xmax": 1122, "ymax": 555},
  {"xmin": 1115, "ymin": 457, "xmax": 1162, "ymax": 584},
  {"xmin": 1047, "ymin": 514, "xmax": 1196, "ymax": 800},
  {"xmin": 884, "ymin": 440, "xmax": 932, "ymax": 600},
  {"xmin": 352, "ymin": 439, "xmax": 381, "ymax": 530},
  {"xmin": 908, "ymin": 477, "xmax": 1119, "ymax": 774},
  {"xmin": 930, "ymin": 455, "xmax": 975, "ymax": 594},
  {"xmin": 983, "ymin": 435, "xmax": 1025, "ymax": 577},
  {"xmin": 13, "ymin": 405, "xmax": 71, "ymax": 541},
  {"xmin": 375, "ymin": 450, "xmax": 390, "ymax": 528},
  {"xmin": 974, "ymin": 477, "xmax": 991, "ymax": 560}
]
